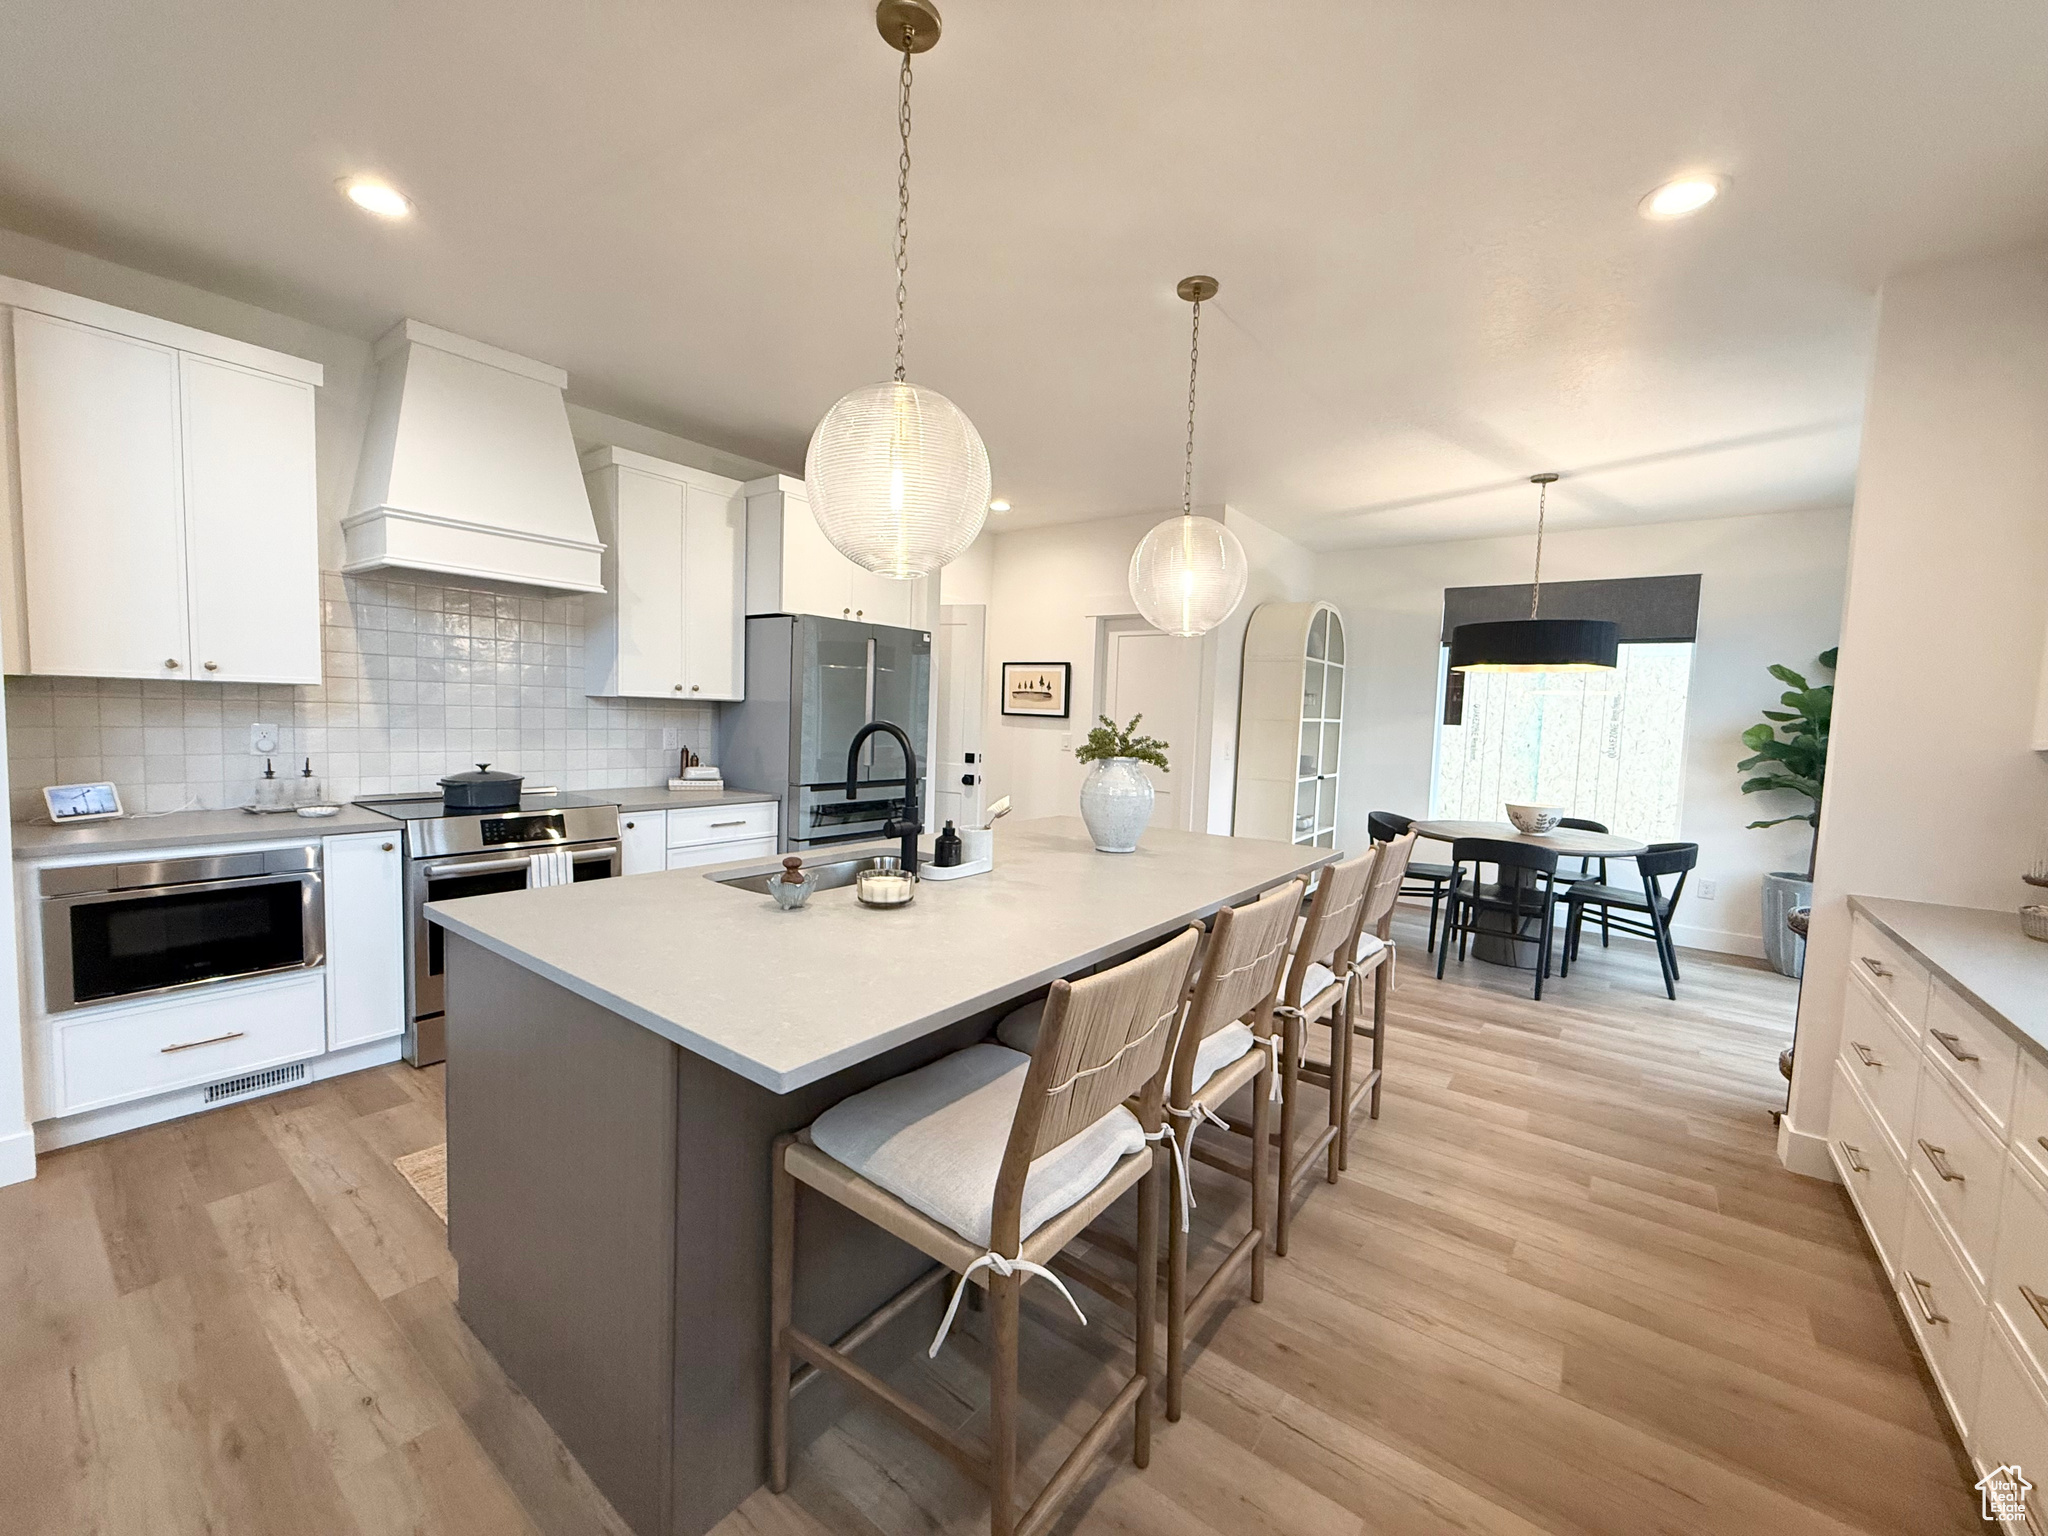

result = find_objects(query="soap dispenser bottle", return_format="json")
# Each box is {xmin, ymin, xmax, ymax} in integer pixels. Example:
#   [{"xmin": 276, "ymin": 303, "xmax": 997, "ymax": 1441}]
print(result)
[
  {"xmin": 933, "ymin": 820, "xmax": 962, "ymax": 868},
  {"xmin": 296, "ymin": 757, "xmax": 323, "ymax": 807},
  {"xmin": 252, "ymin": 758, "xmax": 288, "ymax": 812}
]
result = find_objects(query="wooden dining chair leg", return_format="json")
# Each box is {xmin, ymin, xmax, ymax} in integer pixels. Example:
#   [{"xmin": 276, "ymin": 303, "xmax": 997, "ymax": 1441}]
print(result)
[
  {"xmin": 1275, "ymin": 1017, "xmax": 1301, "ymax": 1257},
  {"xmin": 1426, "ymin": 888, "xmax": 1441, "ymax": 953},
  {"xmin": 1250, "ymin": 1057, "xmax": 1272, "ymax": 1300},
  {"xmin": 1165, "ymin": 1145, "xmax": 1188, "ymax": 1421},
  {"xmin": 989, "ymin": 1271, "xmax": 1021, "ymax": 1536},
  {"xmin": 768, "ymin": 1135, "xmax": 796, "ymax": 1493},
  {"xmin": 1134, "ymin": 1150, "xmax": 1159, "ymax": 1466},
  {"xmin": 1533, "ymin": 890, "xmax": 1556, "ymax": 1001}
]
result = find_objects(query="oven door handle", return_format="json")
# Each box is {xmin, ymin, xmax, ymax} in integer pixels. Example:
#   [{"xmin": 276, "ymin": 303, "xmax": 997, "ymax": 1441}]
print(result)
[{"xmin": 422, "ymin": 846, "xmax": 620, "ymax": 880}]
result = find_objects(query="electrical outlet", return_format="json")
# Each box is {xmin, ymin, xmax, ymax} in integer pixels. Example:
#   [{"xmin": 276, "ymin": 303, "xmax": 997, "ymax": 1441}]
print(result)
[
  {"xmin": 662, "ymin": 727, "xmax": 683, "ymax": 751},
  {"xmin": 249, "ymin": 723, "xmax": 280, "ymax": 756},
  {"xmin": 1697, "ymin": 878, "xmax": 1718, "ymax": 901}
]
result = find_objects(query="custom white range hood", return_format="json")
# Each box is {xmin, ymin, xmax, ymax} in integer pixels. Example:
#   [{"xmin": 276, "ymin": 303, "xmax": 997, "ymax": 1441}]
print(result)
[{"xmin": 345, "ymin": 320, "xmax": 605, "ymax": 592}]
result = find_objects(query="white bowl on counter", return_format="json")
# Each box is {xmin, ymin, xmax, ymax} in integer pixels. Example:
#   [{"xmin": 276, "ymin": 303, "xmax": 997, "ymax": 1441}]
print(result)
[{"xmin": 1505, "ymin": 803, "xmax": 1567, "ymax": 835}]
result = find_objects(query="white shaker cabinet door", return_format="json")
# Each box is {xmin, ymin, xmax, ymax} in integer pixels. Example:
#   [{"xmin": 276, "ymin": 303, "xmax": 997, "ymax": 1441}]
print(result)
[
  {"xmin": 619, "ymin": 812, "xmax": 666, "ymax": 876},
  {"xmin": 12, "ymin": 310, "xmax": 190, "ymax": 679},
  {"xmin": 181, "ymin": 354, "xmax": 321, "ymax": 683},
  {"xmin": 612, "ymin": 468, "xmax": 688, "ymax": 699},
  {"xmin": 323, "ymin": 832, "xmax": 407, "ymax": 1049},
  {"xmin": 777, "ymin": 487, "xmax": 855, "ymax": 619},
  {"xmin": 681, "ymin": 484, "xmax": 745, "ymax": 699}
]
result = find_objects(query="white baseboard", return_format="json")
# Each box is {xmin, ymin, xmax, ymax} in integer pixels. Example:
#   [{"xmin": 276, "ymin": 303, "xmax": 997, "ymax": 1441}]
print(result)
[
  {"xmin": 1777, "ymin": 1116, "xmax": 1838, "ymax": 1181},
  {"xmin": 0, "ymin": 1127, "xmax": 35, "ymax": 1187},
  {"xmin": 34, "ymin": 1035, "xmax": 404, "ymax": 1153},
  {"xmin": 1397, "ymin": 897, "xmax": 1768, "ymax": 961}
]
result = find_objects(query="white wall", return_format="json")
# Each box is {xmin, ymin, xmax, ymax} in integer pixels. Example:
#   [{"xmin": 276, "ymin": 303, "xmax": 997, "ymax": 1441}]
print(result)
[
  {"xmin": 979, "ymin": 508, "xmax": 1319, "ymax": 833},
  {"xmin": 1781, "ymin": 244, "xmax": 2048, "ymax": 1175},
  {"xmin": 1318, "ymin": 507, "xmax": 1852, "ymax": 956}
]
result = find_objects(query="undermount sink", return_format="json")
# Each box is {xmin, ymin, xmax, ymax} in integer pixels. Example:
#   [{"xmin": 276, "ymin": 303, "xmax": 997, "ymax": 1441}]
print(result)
[{"xmin": 711, "ymin": 854, "xmax": 902, "ymax": 897}]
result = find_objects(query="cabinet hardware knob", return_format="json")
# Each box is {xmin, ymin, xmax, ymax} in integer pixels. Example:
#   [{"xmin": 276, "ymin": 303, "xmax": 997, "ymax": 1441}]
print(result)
[
  {"xmin": 855, "ymin": 609, "xmax": 864, "ymax": 618},
  {"xmin": 674, "ymin": 683, "xmax": 683, "ymax": 691},
  {"xmin": 164, "ymin": 658, "xmax": 180, "ymax": 670},
  {"xmin": 690, "ymin": 684, "xmax": 700, "ymax": 692},
  {"xmin": 2037, "ymin": 1136, "xmax": 2048, "ymax": 1156},
  {"xmin": 161, "ymin": 1030, "xmax": 244, "ymax": 1054},
  {"xmin": 1904, "ymin": 1270, "xmax": 1948, "ymax": 1326},
  {"xmin": 1916, "ymin": 1138, "xmax": 1965, "ymax": 1183},
  {"xmin": 1837, "ymin": 1140, "xmax": 1869, "ymax": 1174},
  {"xmin": 842, "ymin": 608, "xmax": 851, "ymax": 617},
  {"xmin": 1859, "ymin": 955, "xmax": 1892, "ymax": 978},
  {"xmin": 204, "ymin": 661, "xmax": 219, "ymax": 671},
  {"xmin": 1850, "ymin": 1041, "xmax": 1883, "ymax": 1069},
  {"xmin": 625, "ymin": 821, "xmax": 635, "ymax": 830},
  {"xmin": 381, "ymin": 843, "xmax": 394, "ymax": 852},
  {"xmin": 1930, "ymin": 1028, "xmax": 1979, "ymax": 1063}
]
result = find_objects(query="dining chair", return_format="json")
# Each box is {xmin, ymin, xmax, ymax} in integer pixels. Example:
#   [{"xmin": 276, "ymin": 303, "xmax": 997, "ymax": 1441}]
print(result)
[
  {"xmin": 769, "ymin": 924, "xmax": 1202, "ymax": 1536},
  {"xmin": 1559, "ymin": 841, "xmax": 1698, "ymax": 1000},
  {"xmin": 1436, "ymin": 837, "xmax": 1564, "ymax": 1000},
  {"xmin": 1557, "ymin": 816, "xmax": 1612, "ymax": 946},
  {"xmin": 1368, "ymin": 810, "xmax": 1454, "ymax": 952}
]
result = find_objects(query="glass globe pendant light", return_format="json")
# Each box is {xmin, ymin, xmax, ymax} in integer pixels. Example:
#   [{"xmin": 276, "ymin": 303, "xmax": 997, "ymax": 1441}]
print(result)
[
  {"xmin": 1128, "ymin": 276, "xmax": 1249, "ymax": 637},
  {"xmin": 1447, "ymin": 473, "xmax": 1619, "ymax": 672},
  {"xmin": 805, "ymin": 0, "xmax": 989, "ymax": 580}
]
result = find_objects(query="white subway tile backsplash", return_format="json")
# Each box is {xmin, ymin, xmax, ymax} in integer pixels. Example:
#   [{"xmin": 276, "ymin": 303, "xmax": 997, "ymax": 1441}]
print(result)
[{"xmin": 7, "ymin": 572, "xmax": 718, "ymax": 817}]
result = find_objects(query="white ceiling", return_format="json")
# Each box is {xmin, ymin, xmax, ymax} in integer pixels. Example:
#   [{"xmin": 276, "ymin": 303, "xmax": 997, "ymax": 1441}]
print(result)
[{"xmin": 2, "ymin": 1, "xmax": 2043, "ymax": 548}]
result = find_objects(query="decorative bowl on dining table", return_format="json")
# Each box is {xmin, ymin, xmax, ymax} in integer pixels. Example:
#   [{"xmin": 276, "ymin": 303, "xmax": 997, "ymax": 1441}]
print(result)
[{"xmin": 1505, "ymin": 802, "xmax": 1567, "ymax": 835}]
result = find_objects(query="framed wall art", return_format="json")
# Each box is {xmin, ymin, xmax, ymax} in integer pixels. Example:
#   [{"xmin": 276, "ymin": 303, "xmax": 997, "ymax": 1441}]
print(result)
[{"xmin": 1000, "ymin": 662, "xmax": 1071, "ymax": 718}]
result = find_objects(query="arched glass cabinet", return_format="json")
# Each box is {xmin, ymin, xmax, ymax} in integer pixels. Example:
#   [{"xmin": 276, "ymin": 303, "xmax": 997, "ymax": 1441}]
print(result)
[{"xmin": 1232, "ymin": 600, "xmax": 1344, "ymax": 847}]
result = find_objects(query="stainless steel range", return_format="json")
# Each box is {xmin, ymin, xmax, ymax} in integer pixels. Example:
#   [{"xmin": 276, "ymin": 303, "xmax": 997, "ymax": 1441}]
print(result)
[{"xmin": 357, "ymin": 792, "xmax": 621, "ymax": 1066}]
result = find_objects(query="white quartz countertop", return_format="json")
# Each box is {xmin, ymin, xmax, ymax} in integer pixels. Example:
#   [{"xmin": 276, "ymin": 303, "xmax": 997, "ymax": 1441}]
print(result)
[
  {"xmin": 427, "ymin": 817, "xmax": 1336, "ymax": 1093},
  {"xmin": 12, "ymin": 803, "xmax": 394, "ymax": 858},
  {"xmin": 609, "ymin": 785, "xmax": 779, "ymax": 813},
  {"xmin": 1850, "ymin": 896, "xmax": 2048, "ymax": 1052}
]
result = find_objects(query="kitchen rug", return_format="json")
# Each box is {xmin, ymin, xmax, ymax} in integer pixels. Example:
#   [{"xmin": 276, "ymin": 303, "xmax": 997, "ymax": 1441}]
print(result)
[{"xmin": 395, "ymin": 1143, "xmax": 448, "ymax": 1223}]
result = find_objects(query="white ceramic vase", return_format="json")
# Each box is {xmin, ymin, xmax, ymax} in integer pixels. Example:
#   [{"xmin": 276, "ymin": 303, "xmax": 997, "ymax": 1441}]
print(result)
[{"xmin": 1078, "ymin": 757, "xmax": 1155, "ymax": 853}]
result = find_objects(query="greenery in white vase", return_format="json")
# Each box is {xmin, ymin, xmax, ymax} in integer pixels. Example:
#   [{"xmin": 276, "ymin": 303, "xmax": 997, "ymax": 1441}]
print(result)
[{"xmin": 1073, "ymin": 715, "xmax": 1169, "ymax": 772}]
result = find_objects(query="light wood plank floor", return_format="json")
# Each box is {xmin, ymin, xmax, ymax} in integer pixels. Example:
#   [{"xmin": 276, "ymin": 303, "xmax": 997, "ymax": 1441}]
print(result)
[{"xmin": 0, "ymin": 909, "xmax": 1981, "ymax": 1535}]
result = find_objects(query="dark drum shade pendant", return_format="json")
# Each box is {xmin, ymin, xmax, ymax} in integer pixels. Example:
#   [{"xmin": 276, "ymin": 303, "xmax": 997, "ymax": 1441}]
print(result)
[{"xmin": 1448, "ymin": 473, "xmax": 1619, "ymax": 673}]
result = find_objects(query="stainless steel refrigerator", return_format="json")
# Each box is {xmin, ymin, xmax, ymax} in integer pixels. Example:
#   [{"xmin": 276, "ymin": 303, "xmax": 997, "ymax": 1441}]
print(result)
[{"xmin": 722, "ymin": 615, "xmax": 932, "ymax": 854}]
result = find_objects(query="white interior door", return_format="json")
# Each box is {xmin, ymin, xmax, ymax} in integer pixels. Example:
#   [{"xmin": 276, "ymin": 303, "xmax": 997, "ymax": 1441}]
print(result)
[
  {"xmin": 1102, "ymin": 620, "xmax": 1202, "ymax": 831},
  {"xmin": 934, "ymin": 604, "xmax": 986, "ymax": 832},
  {"xmin": 181, "ymin": 355, "xmax": 321, "ymax": 683}
]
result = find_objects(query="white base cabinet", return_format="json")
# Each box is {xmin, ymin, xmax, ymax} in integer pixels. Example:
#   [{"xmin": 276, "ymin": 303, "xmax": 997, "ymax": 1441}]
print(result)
[
  {"xmin": 2, "ymin": 280, "xmax": 323, "ymax": 682},
  {"xmin": 617, "ymin": 801, "xmax": 780, "ymax": 875},
  {"xmin": 1826, "ymin": 906, "xmax": 2048, "ymax": 1531},
  {"xmin": 323, "ymin": 832, "xmax": 406, "ymax": 1049},
  {"xmin": 584, "ymin": 447, "xmax": 747, "ymax": 701},
  {"xmin": 742, "ymin": 475, "xmax": 928, "ymax": 628},
  {"xmin": 620, "ymin": 811, "xmax": 667, "ymax": 876}
]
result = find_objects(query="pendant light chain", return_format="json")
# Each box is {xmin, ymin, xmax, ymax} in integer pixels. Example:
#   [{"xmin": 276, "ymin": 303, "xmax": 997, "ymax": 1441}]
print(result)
[
  {"xmin": 893, "ymin": 33, "xmax": 913, "ymax": 384},
  {"xmin": 1530, "ymin": 474, "xmax": 1548, "ymax": 619},
  {"xmin": 1181, "ymin": 294, "xmax": 1202, "ymax": 518}
]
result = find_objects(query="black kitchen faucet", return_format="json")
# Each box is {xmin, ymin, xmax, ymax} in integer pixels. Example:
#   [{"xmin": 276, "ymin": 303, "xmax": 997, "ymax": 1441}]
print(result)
[{"xmin": 845, "ymin": 720, "xmax": 922, "ymax": 876}]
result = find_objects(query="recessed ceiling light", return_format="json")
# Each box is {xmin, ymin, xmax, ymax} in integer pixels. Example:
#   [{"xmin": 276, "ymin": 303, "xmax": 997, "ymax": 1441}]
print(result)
[
  {"xmin": 1638, "ymin": 175, "xmax": 1726, "ymax": 221},
  {"xmin": 340, "ymin": 176, "xmax": 413, "ymax": 219},
  {"xmin": 988, "ymin": 499, "xmax": 1010, "ymax": 513}
]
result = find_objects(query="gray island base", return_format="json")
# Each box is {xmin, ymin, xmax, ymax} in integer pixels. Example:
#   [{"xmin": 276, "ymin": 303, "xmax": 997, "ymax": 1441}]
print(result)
[{"xmin": 430, "ymin": 819, "xmax": 1334, "ymax": 1536}]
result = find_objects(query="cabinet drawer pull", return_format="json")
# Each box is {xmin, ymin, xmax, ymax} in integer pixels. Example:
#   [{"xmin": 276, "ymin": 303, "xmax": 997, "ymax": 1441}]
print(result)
[
  {"xmin": 161, "ymin": 1030, "xmax": 246, "ymax": 1054},
  {"xmin": 1859, "ymin": 955, "xmax": 1892, "ymax": 979},
  {"xmin": 1850, "ymin": 1040, "xmax": 1884, "ymax": 1069},
  {"xmin": 381, "ymin": 843, "xmax": 394, "ymax": 852},
  {"xmin": 1837, "ymin": 1140, "xmax": 1869, "ymax": 1174},
  {"xmin": 1904, "ymin": 1270, "xmax": 1948, "ymax": 1326},
  {"xmin": 2020, "ymin": 1284, "xmax": 2048, "ymax": 1332},
  {"xmin": 711, "ymin": 820, "xmax": 746, "ymax": 829},
  {"xmin": 1930, "ymin": 1029, "xmax": 1979, "ymax": 1063},
  {"xmin": 203, "ymin": 661, "xmax": 219, "ymax": 671},
  {"xmin": 1917, "ymin": 1138, "xmax": 1965, "ymax": 1183},
  {"xmin": 164, "ymin": 658, "xmax": 181, "ymax": 670}
]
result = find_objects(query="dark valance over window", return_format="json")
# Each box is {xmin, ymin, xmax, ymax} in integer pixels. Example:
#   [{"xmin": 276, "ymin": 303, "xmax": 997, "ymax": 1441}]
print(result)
[{"xmin": 1439, "ymin": 574, "xmax": 1702, "ymax": 645}]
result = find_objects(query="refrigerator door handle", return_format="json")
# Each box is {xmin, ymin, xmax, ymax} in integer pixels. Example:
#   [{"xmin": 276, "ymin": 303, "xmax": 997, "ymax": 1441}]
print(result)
[{"xmin": 861, "ymin": 633, "xmax": 878, "ymax": 774}]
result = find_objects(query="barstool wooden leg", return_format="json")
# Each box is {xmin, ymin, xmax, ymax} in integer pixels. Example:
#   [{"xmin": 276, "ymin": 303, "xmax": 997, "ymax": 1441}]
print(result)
[
  {"xmin": 1165, "ymin": 1139, "xmax": 1187, "ymax": 1422},
  {"xmin": 768, "ymin": 1134, "xmax": 796, "ymax": 1493},
  {"xmin": 1135, "ymin": 1149, "xmax": 1159, "ymax": 1465},
  {"xmin": 1276, "ymin": 1017, "xmax": 1300, "ymax": 1257},
  {"xmin": 1250, "ymin": 1059, "xmax": 1272, "ymax": 1302},
  {"xmin": 1370, "ymin": 963, "xmax": 1389, "ymax": 1119},
  {"xmin": 1326, "ymin": 995, "xmax": 1344, "ymax": 1185},
  {"xmin": 989, "ymin": 1272, "xmax": 1020, "ymax": 1536}
]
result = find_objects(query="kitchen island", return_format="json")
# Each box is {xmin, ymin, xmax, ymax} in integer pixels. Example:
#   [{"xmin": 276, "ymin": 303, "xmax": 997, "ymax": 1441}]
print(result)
[{"xmin": 426, "ymin": 817, "xmax": 1332, "ymax": 1536}]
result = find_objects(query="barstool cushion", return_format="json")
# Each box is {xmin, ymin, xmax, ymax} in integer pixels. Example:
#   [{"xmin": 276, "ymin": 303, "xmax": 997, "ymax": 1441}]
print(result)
[
  {"xmin": 808, "ymin": 1042, "xmax": 1145, "ymax": 1247},
  {"xmin": 1192, "ymin": 1021, "xmax": 1257, "ymax": 1086},
  {"xmin": 994, "ymin": 998, "xmax": 1048, "ymax": 1054},
  {"xmin": 1302, "ymin": 961, "xmax": 1343, "ymax": 1003}
]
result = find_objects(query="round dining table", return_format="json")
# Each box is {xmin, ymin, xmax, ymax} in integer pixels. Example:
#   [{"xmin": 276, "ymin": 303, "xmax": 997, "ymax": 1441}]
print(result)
[{"xmin": 1411, "ymin": 819, "xmax": 1649, "ymax": 969}]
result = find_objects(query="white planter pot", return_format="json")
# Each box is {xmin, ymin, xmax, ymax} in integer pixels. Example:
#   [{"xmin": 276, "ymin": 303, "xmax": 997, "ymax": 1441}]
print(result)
[
  {"xmin": 1078, "ymin": 758, "xmax": 1155, "ymax": 853},
  {"xmin": 1761, "ymin": 871, "xmax": 1812, "ymax": 978}
]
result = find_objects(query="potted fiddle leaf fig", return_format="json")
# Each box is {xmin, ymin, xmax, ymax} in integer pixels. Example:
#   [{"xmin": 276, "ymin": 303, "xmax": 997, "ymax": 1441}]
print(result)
[
  {"xmin": 1073, "ymin": 714, "xmax": 1168, "ymax": 853},
  {"xmin": 1739, "ymin": 647, "xmax": 1835, "ymax": 976}
]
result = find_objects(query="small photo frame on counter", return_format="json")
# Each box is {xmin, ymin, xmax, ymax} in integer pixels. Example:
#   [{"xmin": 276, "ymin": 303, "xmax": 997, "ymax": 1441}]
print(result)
[
  {"xmin": 43, "ymin": 781, "xmax": 124, "ymax": 823},
  {"xmin": 1000, "ymin": 662, "xmax": 1071, "ymax": 718}
]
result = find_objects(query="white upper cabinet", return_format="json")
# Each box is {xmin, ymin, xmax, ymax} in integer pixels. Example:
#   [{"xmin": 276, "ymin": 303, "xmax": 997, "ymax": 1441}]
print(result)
[
  {"xmin": 743, "ymin": 475, "xmax": 928, "ymax": 630},
  {"xmin": 2, "ymin": 282, "xmax": 323, "ymax": 684},
  {"xmin": 584, "ymin": 447, "xmax": 746, "ymax": 701}
]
